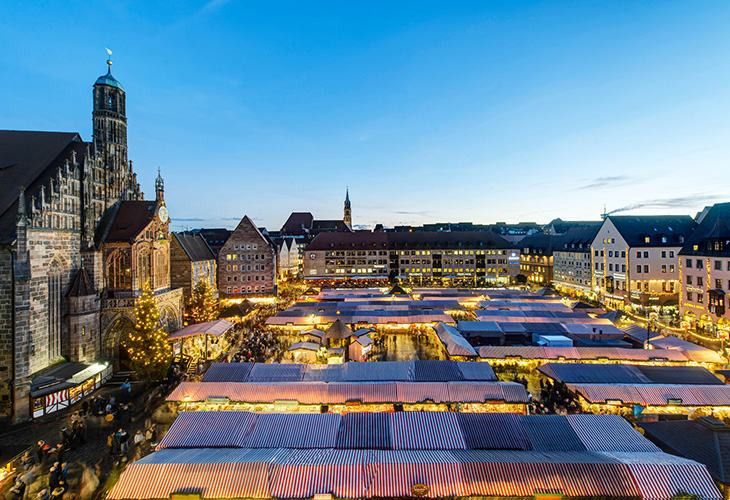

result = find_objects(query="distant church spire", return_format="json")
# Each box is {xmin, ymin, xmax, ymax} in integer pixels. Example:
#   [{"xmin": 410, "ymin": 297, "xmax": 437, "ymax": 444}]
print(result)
[{"xmin": 344, "ymin": 187, "xmax": 352, "ymax": 228}]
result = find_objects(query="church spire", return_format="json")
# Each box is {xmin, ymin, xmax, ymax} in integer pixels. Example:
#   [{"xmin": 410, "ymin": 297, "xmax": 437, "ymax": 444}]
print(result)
[
  {"xmin": 155, "ymin": 167, "xmax": 165, "ymax": 202},
  {"xmin": 343, "ymin": 187, "xmax": 352, "ymax": 228}
]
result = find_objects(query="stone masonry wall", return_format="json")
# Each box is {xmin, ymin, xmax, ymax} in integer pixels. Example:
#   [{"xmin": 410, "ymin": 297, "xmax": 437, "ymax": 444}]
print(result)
[{"xmin": 0, "ymin": 249, "xmax": 14, "ymax": 417}]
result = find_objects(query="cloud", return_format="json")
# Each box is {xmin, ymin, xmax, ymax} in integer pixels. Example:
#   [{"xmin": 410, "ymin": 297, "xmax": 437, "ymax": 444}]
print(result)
[
  {"xmin": 393, "ymin": 210, "xmax": 433, "ymax": 216},
  {"xmin": 576, "ymin": 175, "xmax": 633, "ymax": 190},
  {"xmin": 608, "ymin": 194, "xmax": 724, "ymax": 215}
]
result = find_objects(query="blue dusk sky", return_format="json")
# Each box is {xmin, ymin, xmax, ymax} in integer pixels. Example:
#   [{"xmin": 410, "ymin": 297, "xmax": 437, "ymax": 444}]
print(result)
[{"xmin": 2, "ymin": 1, "xmax": 730, "ymax": 231}]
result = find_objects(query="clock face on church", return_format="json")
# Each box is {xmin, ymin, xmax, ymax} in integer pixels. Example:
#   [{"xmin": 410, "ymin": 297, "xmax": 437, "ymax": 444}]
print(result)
[{"xmin": 158, "ymin": 205, "xmax": 169, "ymax": 223}]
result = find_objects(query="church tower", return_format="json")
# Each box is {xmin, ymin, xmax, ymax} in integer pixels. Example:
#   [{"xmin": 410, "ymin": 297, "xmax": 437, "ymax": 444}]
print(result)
[
  {"xmin": 344, "ymin": 188, "xmax": 352, "ymax": 228},
  {"xmin": 92, "ymin": 52, "xmax": 128, "ymax": 207}
]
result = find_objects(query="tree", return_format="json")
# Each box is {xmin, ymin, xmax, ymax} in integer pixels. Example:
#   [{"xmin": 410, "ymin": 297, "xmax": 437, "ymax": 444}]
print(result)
[
  {"xmin": 188, "ymin": 279, "xmax": 218, "ymax": 324},
  {"xmin": 123, "ymin": 282, "xmax": 172, "ymax": 380}
]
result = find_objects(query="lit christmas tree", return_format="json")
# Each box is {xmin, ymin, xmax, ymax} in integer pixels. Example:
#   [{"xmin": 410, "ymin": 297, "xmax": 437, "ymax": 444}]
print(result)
[
  {"xmin": 123, "ymin": 282, "xmax": 172, "ymax": 380},
  {"xmin": 188, "ymin": 279, "xmax": 218, "ymax": 324}
]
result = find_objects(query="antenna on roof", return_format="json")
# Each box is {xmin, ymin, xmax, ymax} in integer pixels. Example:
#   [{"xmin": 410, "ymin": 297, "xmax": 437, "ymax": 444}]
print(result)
[{"xmin": 601, "ymin": 204, "xmax": 607, "ymax": 220}]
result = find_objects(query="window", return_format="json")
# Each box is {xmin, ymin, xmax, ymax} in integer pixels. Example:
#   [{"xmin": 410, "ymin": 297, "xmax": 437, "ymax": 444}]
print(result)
[
  {"xmin": 645, "ymin": 236, "xmax": 650, "ymax": 243},
  {"xmin": 227, "ymin": 286, "xmax": 231, "ymax": 294},
  {"xmin": 697, "ymin": 259, "xmax": 703, "ymax": 269},
  {"xmin": 716, "ymin": 279, "xmax": 723, "ymax": 289},
  {"xmin": 609, "ymin": 263, "xmax": 613, "ymax": 271},
  {"xmin": 687, "ymin": 275, "xmax": 693, "ymax": 285},
  {"xmin": 686, "ymin": 258, "xmax": 692, "ymax": 268},
  {"xmin": 715, "ymin": 260, "xmax": 722, "ymax": 270},
  {"xmin": 662, "ymin": 282, "xmax": 666, "ymax": 292},
  {"xmin": 686, "ymin": 291, "xmax": 693, "ymax": 301},
  {"xmin": 644, "ymin": 265, "xmax": 649, "ymax": 273},
  {"xmin": 697, "ymin": 293, "xmax": 704, "ymax": 303},
  {"xmin": 608, "ymin": 251, "xmax": 613, "ymax": 257},
  {"xmin": 669, "ymin": 251, "xmax": 674, "ymax": 258},
  {"xmin": 48, "ymin": 262, "xmax": 62, "ymax": 360},
  {"xmin": 697, "ymin": 277, "xmax": 704, "ymax": 287},
  {"xmin": 621, "ymin": 251, "xmax": 626, "ymax": 258},
  {"xmin": 637, "ymin": 265, "xmax": 642, "ymax": 273},
  {"xmin": 669, "ymin": 265, "xmax": 674, "ymax": 273},
  {"xmin": 622, "ymin": 264, "xmax": 626, "ymax": 272},
  {"xmin": 661, "ymin": 251, "xmax": 666, "ymax": 258},
  {"xmin": 661, "ymin": 265, "xmax": 666, "ymax": 273},
  {"xmin": 636, "ymin": 251, "xmax": 641, "ymax": 258},
  {"xmin": 107, "ymin": 249, "xmax": 131, "ymax": 289},
  {"xmin": 644, "ymin": 251, "xmax": 649, "ymax": 258},
  {"xmin": 644, "ymin": 282, "xmax": 649, "ymax": 292}
]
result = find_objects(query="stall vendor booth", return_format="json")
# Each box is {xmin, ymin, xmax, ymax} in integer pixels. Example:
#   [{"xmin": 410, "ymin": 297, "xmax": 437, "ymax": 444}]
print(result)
[
  {"xmin": 30, "ymin": 361, "xmax": 113, "ymax": 419},
  {"xmin": 168, "ymin": 319, "xmax": 235, "ymax": 361}
]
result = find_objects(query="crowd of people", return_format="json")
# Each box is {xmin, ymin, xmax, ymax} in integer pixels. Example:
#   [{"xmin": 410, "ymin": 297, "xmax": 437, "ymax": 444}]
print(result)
[
  {"xmin": 228, "ymin": 329, "xmax": 282, "ymax": 363},
  {"xmin": 530, "ymin": 379, "xmax": 582, "ymax": 415}
]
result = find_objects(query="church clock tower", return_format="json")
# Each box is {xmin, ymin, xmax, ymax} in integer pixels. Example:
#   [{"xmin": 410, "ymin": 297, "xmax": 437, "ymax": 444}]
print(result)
[{"xmin": 92, "ymin": 52, "xmax": 128, "ymax": 206}]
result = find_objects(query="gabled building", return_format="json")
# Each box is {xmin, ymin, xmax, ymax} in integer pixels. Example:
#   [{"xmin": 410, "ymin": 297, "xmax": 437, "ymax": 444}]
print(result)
[
  {"xmin": 170, "ymin": 232, "xmax": 217, "ymax": 301},
  {"xmin": 591, "ymin": 215, "xmax": 696, "ymax": 309},
  {"xmin": 194, "ymin": 228, "xmax": 233, "ymax": 258},
  {"xmin": 218, "ymin": 216, "xmax": 277, "ymax": 297},
  {"xmin": 678, "ymin": 202, "xmax": 730, "ymax": 335},
  {"xmin": 276, "ymin": 237, "xmax": 300, "ymax": 279},
  {"xmin": 552, "ymin": 225, "xmax": 601, "ymax": 298}
]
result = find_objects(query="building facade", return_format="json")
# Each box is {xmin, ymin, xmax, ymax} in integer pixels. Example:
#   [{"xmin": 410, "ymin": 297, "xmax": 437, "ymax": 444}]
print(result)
[
  {"xmin": 519, "ymin": 234, "xmax": 557, "ymax": 285},
  {"xmin": 553, "ymin": 226, "xmax": 601, "ymax": 297},
  {"xmin": 679, "ymin": 203, "xmax": 730, "ymax": 336},
  {"xmin": 303, "ymin": 231, "xmax": 520, "ymax": 284},
  {"xmin": 591, "ymin": 215, "xmax": 695, "ymax": 309},
  {"xmin": 170, "ymin": 232, "xmax": 217, "ymax": 301},
  {"xmin": 0, "ymin": 59, "xmax": 182, "ymax": 421},
  {"xmin": 218, "ymin": 216, "xmax": 277, "ymax": 297}
]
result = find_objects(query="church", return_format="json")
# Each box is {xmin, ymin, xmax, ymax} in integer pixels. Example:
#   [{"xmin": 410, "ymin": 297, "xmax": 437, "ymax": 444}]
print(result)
[{"xmin": 0, "ymin": 56, "xmax": 183, "ymax": 421}]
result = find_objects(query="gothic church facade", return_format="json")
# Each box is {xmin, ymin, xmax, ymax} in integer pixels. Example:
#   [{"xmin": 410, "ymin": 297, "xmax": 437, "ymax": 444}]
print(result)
[{"xmin": 0, "ymin": 59, "xmax": 183, "ymax": 421}]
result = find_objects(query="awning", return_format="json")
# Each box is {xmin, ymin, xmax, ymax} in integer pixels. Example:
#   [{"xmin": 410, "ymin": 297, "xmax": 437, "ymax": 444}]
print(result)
[{"xmin": 168, "ymin": 319, "xmax": 235, "ymax": 340}]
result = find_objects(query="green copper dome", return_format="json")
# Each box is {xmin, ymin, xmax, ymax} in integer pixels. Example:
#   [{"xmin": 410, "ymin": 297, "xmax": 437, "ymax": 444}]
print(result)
[{"xmin": 95, "ymin": 67, "xmax": 124, "ymax": 91}]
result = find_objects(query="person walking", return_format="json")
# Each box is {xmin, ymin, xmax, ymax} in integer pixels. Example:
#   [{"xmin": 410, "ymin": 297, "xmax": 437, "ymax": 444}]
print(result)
[{"xmin": 119, "ymin": 429, "xmax": 129, "ymax": 455}]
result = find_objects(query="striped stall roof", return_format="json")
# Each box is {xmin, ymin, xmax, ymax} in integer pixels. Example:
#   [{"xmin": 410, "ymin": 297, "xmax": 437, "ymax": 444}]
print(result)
[
  {"xmin": 567, "ymin": 384, "xmax": 645, "ymax": 405},
  {"xmin": 456, "ymin": 361, "xmax": 497, "ymax": 381},
  {"xmin": 327, "ymin": 382, "xmax": 397, "ymax": 404},
  {"xmin": 432, "ymin": 322, "xmax": 478, "ymax": 357},
  {"xmin": 455, "ymin": 450, "xmax": 640, "ymax": 498},
  {"xmin": 499, "ymin": 382, "xmax": 531, "ymax": 403},
  {"xmin": 336, "ymin": 413, "xmax": 391, "ymax": 449},
  {"xmin": 107, "ymin": 448, "xmax": 722, "ymax": 500},
  {"xmin": 520, "ymin": 415, "xmax": 586, "ymax": 452},
  {"xmin": 477, "ymin": 345, "xmax": 547, "ymax": 359},
  {"xmin": 389, "ymin": 412, "xmax": 466, "ymax": 450},
  {"xmin": 245, "ymin": 413, "xmax": 341, "ymax": 449},
  {"xmin": 247, "ymin": 363, "xmax": 307, "ymax": 382},
  {"xmin": 446, "ymin": 381, "xmax": 505, "ymax": 403},
  {"xmin": 107, "ymin": 448, "xmax": 283, "ymax": 500},
  {"xmin": 342, "ymin": 361, "xmax": 413, "ymax": 382},
  {"xmin": 395, "ymin": 382, "xmax": 450, "ymax": 403},
  {"xmin": 635, "ymin": 385, "xmax": 705, "ymax": 406},
  {"xmin": 302, "ymin": 365, "xmax": 344, "ymax": 382},
  {"xmin": 602, "ymin": 452, "xmax": 722, "ymax": 500},
  {"xmin": 157, "ymin": 411, "xmax": 257, "ymax": 449},
  {"xmin": 688, "ymin": 385, "xmax": 730, "ymax": 406},
  {"xmin": 368, "ymin": 450, "xmax": 469, "ymax": 498},
  {"xmin": 457, "ymin": 413, "xmax": 530, "ymax": 450},
  {"xmin": 201, "ymin": 363, "xmax": 254, "ymax": 382},
  {"xmin": 413, "ymin": 360, "xmax": 464, "ymax": 382},
  {"xmin": 566, "ymin": 414, "xmax": 661, "ymax": 453}
]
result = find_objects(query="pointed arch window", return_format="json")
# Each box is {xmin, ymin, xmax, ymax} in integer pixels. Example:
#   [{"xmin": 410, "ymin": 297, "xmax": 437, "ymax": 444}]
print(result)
[
  {"xmin": 48, "ymin": 262, "xmax": 63, "ymax": 359},
  {"xmin": 137, "ymin": 248, "xmax": 151, "ymax": 288},
  {"xmin": 107, "ymin": 249, "xmax": 131, "ymax": 290}
]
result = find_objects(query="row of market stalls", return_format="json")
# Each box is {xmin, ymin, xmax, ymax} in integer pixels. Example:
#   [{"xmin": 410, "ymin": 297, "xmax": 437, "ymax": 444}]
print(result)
[
  {"xmin": 168, "ymin": 319, "xmax": 236, "ymax": 361},
  {"xmin": 108, "ymin": 411, "xmax": 723, "ymax": 500},
  {"xmin": 168, "ymin": 361, "xmax": 528, "ymax": 413},
  {"xmin": 539, "ymin": 362, "xmax": 730, "ymax": 416}
]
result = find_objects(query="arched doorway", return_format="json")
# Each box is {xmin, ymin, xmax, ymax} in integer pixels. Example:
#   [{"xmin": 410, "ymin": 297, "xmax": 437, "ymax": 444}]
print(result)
[
  {"xmin": 159, "ymin": 305, "xmax": 180, "ymax": 333},
  {"xmin": 102, "ymin": 314, "xmax": 135, "ymax": 369}
]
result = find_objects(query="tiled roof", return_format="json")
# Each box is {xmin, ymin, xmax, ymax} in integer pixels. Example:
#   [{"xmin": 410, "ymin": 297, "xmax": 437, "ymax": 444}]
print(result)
[
  {"xmin": 680, "ymin": 202, "xmax": 730, "ymax": 257},
  {"xmin": 173, "ymin": 232, "xmax": 215, "ymax": 261},
  {"xmin": 99, "ymin": 200, "xmax": 156, "ymax": 242},
  {"xmin": 607, "ymin": 215, "xmax": 696, "ymax": 248},
  {"xmin": 66, "ymin": 267, "xmax": 97, "ymax": 297},
  {"xmin": 306, "ymin": 230, "xmax": 515, "ymax": 252},
  {"xmin": 0, "ymin": 130, "xmax": 85, "ymax": 243}
]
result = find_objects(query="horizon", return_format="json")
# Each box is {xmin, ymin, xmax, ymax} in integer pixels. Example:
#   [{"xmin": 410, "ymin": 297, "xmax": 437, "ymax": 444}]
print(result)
[{"xmin": 2, "ymin": 2, "xmax": 730, "ymax": 231}]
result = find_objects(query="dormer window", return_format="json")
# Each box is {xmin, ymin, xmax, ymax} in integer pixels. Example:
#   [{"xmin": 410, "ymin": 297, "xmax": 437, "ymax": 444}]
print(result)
[
  {"xmin": 679, "ymin": 235, "xmax": 684, "ymax": 243},
  {"xmin": 661, "ymin": 236, "xmax": 667, "ymax": 243},
  {"xmin": 644, "ymin": 236, "xmax": 650, "ymax": 243}
]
